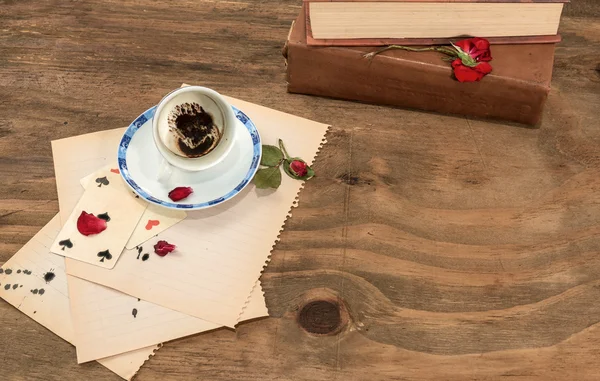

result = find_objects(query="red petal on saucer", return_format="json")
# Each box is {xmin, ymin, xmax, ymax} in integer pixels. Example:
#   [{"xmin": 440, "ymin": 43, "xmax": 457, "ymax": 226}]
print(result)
[
  {"xmin": 154, "ymin": 240, "xmax": 176, "ymax": 257},
  {"xmin": 168, "ymin": 186, "xmax": 193, "ymax": 201},
  {"xmin": 77, "ymin": 211, "xmax": 107, "ymax": 236}
]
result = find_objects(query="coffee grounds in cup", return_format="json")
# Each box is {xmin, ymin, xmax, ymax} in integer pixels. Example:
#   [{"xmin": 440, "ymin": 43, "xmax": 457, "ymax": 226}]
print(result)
[{"xmin": 167, "ymin": 102, "xmax": 222, "ymax": 158}]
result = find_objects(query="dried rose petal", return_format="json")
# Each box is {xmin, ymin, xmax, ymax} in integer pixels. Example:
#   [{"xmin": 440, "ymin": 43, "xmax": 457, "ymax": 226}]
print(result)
[
  {"xmin": 77, "ymin": 211, "xmax": 107, "ymax": 236},
  {"xmin": 154, "ymin": 240, "xmax": 176, "ymax": 257},
  {"xmin": 168, "ymin": 186, "xmax": 193, "ymax": 201},
  {"xmin": 290, "ymin": 160, "xmax": 308, "ymax": 177}
]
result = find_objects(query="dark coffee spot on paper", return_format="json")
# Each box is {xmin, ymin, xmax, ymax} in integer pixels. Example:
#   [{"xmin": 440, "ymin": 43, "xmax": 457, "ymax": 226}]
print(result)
[
  {"xmin": 141, "ymin": 253, "xmax": 149, "ymax": 261},
  {"xmin": 168, "ymin": 102, "xmax": 222, "ymax": 158},
  {"xmin": 4, "ymin": 284, "xmax": 10, "ymax": 290},
  {"xmin": 31, "ymin": 289, "xmax": 38, "ymax": 294},
  {"xmin": 38, "ymin": 289, "xmax": 45, "ymax": 295},
  {"xmin": 132, "ymin": 308, "xmax": 138, "ymax": 318},
  {"xmin": 0, "ymin": 268, "xmax": 3, "ymax": 274},
  {"xmin": 44, "ymin": 272, "xmax": 56, "ymax": 283},
  {"xmin": 23, "ymin": 270, "xmax": 32, "ymax": 275},
  {"xmin": 12, "ymin": 284, "xmax": 18, "ymax": 290},
  {"xmin": 17, "ymin": 270, "xmax": 21, "ymax": 274},
  {"xmin": 33, "ymin": 311, "xmax": 36, "ymax": 314},
  {"xmin": 19, "ymin": 285, "xmax": 22, "ymax": 288},
  {"xmin": 5, "ymin": 269, "xmax": 12, "ymax": 275},
  {"xmin": 97, "ymin": 212, "xmax": 111, "ymax": 222},
  {"xmin": 137, "ymin": 298, "xmax": 140, "ymax": 301}
]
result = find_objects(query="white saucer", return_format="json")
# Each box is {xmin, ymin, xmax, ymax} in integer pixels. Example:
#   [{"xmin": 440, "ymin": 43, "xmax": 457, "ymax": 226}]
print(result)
[{"xmin": 117, "ymin": 106, "xmax": 261, "ymax": 210}]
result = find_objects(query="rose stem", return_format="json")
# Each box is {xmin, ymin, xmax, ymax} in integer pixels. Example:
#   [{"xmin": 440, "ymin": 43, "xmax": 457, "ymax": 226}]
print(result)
[
  {"xmin": 363, "ymin": 45, "xmax": 458, "ymax": 60},
  {"xmin": 278, "ymin": 139, "xmax": 291, "ymax": 160}
]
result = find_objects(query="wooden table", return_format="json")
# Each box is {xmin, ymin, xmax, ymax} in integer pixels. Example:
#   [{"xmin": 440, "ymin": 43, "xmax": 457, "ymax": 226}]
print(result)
[{"xmin": 1, "ymin": 1, "xmax": 599, "ymax": 379}]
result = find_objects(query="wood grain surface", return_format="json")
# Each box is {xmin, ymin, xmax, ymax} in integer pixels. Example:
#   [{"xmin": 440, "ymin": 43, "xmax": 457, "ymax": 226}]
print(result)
[{"xmin": 1, "ymin": 0, "xmax": 600, "ymax": 380}]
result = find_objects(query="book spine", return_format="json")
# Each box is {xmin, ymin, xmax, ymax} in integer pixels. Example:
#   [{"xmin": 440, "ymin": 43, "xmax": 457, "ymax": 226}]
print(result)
[{"xmin": 286, "ymin": 42, "xmax": 550, "ymax": 125}]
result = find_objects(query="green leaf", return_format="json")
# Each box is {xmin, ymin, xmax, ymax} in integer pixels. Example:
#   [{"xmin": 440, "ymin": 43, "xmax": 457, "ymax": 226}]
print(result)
[
  {"xmin": 253, "ymin": 167, "xmax": 282, "ymax": 189},
  {"xmin": 283, "ymin": 158, "xmax": 315, "ymax": 181},
  {"xmin": 260, "ymin": 145, "xmax": 284, "ymax": 167},
  {"xmin": 305, "ymin": 166, "xmax": 315, "ymax": 180}
]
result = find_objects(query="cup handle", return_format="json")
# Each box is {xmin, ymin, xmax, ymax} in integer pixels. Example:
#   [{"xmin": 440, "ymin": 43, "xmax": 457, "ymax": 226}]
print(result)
[{"xmin": 157, "ymin": 159, "xmax": 173, "ymax": 183}]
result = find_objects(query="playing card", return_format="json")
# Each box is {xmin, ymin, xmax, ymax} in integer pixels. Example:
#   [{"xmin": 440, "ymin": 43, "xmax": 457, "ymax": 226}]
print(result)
[
  {"xmin": 50, "ymin": 183, "xmax": 148, "ymax": 269},
  {"xmin": 80, "ymin": 164, "xmax": 187, "ymax": 249}
]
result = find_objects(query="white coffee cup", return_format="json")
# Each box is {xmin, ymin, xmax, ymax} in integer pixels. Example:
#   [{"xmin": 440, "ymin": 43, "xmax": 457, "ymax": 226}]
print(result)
[{"xmin": 152, "ymin": 86, "xmax": 237, "ymax": 182}]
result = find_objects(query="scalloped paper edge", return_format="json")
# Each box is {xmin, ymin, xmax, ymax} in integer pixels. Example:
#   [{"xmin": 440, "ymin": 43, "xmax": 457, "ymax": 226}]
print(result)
[
  {"xmin": 98, "ymin": 343, "xmax": 162, "ymax": 381},
  {"xmin": 235, "ymin": 126, "xmax": 331, "ymax": 324}
]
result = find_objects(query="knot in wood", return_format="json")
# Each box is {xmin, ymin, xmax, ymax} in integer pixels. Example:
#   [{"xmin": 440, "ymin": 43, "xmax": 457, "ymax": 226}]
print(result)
[
  {"xmin": 298, "ymin": 300, "xmax": 342, "ymax": 335},
  {"xmin": 339, "ymin": 173, "xmax": 359, "ymax": 185}
]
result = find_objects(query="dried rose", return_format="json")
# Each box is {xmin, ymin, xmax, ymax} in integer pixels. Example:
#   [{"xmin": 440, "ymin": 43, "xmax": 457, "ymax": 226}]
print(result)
[
  {"xmin": 154, "ymin": 240, "xmax": 176, "ymax": 256},
  {"xmin": 289, "ymin": 160, "xmax": 308, "ymax": 177},
  {"xmin": 77, "ymin": 211, "xmax": 107, "ymax": 236},
  {"xmin": 283, "ymin": 157, "xmax": 314, "ymax": 180},
  {"xmin": 168, "ymin": 186, "xmax": 193, "ymax": 201},
  {"xmin": 253, "ymin": 139, "xmax": 315, "ymax": 189}
]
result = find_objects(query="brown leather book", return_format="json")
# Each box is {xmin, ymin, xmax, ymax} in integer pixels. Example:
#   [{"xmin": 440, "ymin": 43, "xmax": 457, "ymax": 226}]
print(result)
[
  {"xmin": 284, "ymin": 9, "xmax": 556, "ymax": 126},
  {"xmin": 305, "ymin": 0, "xmax": 568, "ymax": 46}
]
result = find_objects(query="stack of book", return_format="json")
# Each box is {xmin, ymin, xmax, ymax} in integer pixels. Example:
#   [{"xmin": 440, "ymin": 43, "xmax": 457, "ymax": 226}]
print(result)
[{"xmin": 284, "ymin": 0, "xmax": 568, "ymax": 125}]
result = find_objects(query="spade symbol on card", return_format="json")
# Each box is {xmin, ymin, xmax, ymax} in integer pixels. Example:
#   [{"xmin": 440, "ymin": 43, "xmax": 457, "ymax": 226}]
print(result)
[
  {"xmin": 97, "ymin": 250, "xmax": 113, "ymax": 262},
  {"xmin": 58, "ymin": 239, "xmax": 73, "ymax": 250},
  {"xmin": 97, "ymin": 212, "xmax": 111, "ymax": 222},
  {"xmin": 95, "ymin": 176, "xmax": 109, "ymax": 187}
]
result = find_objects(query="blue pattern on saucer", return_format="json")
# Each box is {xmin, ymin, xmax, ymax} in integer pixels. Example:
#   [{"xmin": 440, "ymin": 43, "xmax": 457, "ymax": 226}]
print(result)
[{"xmin": 117, "ymin": 106, "xmax": 261, "ymax": 210}]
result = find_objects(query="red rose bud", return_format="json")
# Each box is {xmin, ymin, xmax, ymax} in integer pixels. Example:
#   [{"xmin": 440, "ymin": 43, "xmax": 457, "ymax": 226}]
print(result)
[
  {"xmin": 289, "ymin": 160, "xmax": 308, "ymax": 177},
  {"xmin": 154, "ymin": 240, "xmax": 176, "ymax": 256},
  {"xmin": 168, "ymin": 186, "xmax": 193, "ymax": 201},
  {"xmin": 76, "ymin": 211, "xmax": 107, "ymax": 236},
  {"xmin": 451, "ymin": 59, "xmax": 492, "ymax": 83}
]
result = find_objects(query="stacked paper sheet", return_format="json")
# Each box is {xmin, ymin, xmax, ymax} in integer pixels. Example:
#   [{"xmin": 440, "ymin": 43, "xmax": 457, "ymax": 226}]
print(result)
[{"xmin": 0, "ymin": 91, "xmax": 329, "ymax": 379}]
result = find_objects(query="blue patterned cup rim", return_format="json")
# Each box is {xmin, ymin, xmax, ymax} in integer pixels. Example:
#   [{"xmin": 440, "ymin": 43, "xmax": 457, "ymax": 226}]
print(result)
[{"xmin": 117, "ymin": 105, "xmax": 262, "ymax": 210}]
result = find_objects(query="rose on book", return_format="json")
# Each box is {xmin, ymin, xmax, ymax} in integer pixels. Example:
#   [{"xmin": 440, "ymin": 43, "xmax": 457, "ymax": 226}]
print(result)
[{"xmin": 363, "ymin": 37, "xmax": 493, "ymax": 83}]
